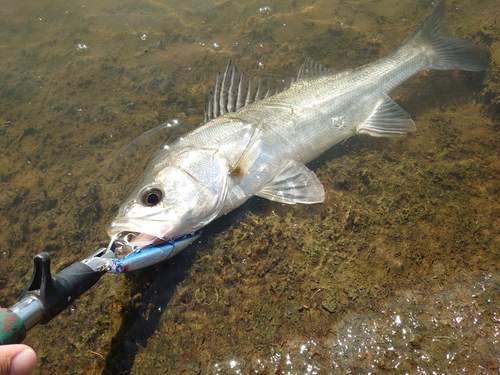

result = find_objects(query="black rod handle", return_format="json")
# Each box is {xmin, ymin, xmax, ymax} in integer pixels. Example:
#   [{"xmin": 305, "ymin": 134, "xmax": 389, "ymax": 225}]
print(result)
[{"xmin": 0, "ymin": 252, "xmax": 106, "ymax": 344}]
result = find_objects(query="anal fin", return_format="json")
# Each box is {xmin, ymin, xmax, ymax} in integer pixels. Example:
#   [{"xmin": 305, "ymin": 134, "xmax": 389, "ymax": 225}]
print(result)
[
  {"xmin": 256, "ymin": 160, "xmax": 325, "ymax": 204},
  {"xmin": 357, "ymin": 94, "xmax": 416, "ymax": 137}
]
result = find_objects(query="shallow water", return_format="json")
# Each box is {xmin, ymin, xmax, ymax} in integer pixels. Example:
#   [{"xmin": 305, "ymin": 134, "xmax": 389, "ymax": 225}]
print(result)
[{"xmin": 0, "ymin": 0, "xmax": 499, "ymax": 373}]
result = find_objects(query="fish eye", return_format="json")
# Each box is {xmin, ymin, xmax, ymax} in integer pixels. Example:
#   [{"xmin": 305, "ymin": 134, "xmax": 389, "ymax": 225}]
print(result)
[{"xmin": 141, "ymin": 188, "xmax": 163, "ymax": 206}]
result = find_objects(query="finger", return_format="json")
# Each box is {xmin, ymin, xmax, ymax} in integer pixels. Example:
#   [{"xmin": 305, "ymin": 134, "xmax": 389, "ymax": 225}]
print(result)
[{"xmin": 0, "ymin": 345, "xmax": 37, "ymax": 375}]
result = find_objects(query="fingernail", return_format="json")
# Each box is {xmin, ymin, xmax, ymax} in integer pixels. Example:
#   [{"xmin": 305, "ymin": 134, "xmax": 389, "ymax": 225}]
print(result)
[{"xmin": 10, "ymin": 348, "xmax": 37, "ymax": 375}]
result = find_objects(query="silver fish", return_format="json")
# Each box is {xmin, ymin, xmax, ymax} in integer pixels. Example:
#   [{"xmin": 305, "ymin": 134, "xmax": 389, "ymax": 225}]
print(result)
[{"xmin": 107, "ymin": 0, "xmax": 488, "ymax": 254}]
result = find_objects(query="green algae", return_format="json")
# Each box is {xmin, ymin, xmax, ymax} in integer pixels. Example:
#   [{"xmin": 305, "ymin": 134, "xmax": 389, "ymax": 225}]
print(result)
[{"xmin": 0, "ymin": 0, "xmax": 499, "ymax": 373}]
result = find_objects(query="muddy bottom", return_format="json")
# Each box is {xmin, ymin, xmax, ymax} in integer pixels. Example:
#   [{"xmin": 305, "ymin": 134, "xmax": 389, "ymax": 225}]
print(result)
[{"xmin": 0, "ymin": 0, "xmax": 499, "ymax": 374}]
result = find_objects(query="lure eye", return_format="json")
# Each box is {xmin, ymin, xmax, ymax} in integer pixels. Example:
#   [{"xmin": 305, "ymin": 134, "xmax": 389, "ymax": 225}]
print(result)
[{"xmin": 141, "ymin": 188, "xmax": 163, "ymax": 206}]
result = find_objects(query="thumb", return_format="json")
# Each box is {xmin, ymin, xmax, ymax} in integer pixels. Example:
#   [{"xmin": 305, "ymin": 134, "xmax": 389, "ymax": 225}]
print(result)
[{"xmin": 0, "ymin": 345, "xmax": 37, "ymax": 375}]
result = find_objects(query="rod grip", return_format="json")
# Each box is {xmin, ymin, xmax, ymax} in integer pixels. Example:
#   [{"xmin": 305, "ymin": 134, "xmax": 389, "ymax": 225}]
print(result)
[{"xmin": 0, "ymin": 308, "xmax": 26, "ymax": 345}]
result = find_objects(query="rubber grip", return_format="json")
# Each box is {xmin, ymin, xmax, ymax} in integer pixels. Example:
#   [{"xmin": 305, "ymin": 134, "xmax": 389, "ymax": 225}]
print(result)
[{"xmin": 0, "ymin": 308, "xmax": 26, "ymax": 345}]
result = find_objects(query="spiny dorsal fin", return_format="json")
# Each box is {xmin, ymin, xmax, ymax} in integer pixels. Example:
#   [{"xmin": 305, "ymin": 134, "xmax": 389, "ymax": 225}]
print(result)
[
  {"xmin": 203, "ymin": 61, "xmax": 284, "ymax": 124},
  {"xmin": 202, "ymin": 58, "xmax": 334, "ymax": 123},
  {"xmin": 294, "ymin": 57, "xmax": 334, "ymax": 81}
]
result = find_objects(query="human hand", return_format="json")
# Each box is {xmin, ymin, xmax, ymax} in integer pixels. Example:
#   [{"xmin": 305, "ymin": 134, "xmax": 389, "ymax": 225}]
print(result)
[{"xmin": 0, "ymin": 345, "xmax": 37, "ymax": 375}]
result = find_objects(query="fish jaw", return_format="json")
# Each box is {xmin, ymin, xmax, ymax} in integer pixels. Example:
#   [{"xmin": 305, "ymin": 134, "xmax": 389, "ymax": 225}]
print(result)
[{"xmin": 106, "ymin": 219, "xmax": 172, "ymax": 249}]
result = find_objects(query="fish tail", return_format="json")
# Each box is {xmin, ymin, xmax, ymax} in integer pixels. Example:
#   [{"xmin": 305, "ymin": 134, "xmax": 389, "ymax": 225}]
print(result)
[{"xmin": 405, "ymin": 0, "xmax": 489, "ymax": 71}]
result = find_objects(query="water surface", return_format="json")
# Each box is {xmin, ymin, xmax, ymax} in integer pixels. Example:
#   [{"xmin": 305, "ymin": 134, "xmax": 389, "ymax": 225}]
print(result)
[{"xmin": 0, "ymin": 0, "xmax": 499, "ymax": 373}]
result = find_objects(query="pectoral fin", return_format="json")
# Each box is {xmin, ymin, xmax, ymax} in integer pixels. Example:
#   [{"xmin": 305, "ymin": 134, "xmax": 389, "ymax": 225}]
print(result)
[
  {"xmin": 357, "ymin": 94, "xmax": 416, "ymax": 137},
  {"xmin": 256, "ymin": 160, "xmax": 325, "ymax": 204}
]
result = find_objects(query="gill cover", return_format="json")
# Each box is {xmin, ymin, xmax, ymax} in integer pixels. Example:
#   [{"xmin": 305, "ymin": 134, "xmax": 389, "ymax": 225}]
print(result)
[{"xmin": 170, "ymin": 146, "xmax": 229, "ymax": 230}]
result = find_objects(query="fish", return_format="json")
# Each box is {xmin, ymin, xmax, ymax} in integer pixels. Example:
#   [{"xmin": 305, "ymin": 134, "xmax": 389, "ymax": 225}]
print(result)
[{"xmin": 107, "ymin": 0, "xmax": 488, "ymax": 257}]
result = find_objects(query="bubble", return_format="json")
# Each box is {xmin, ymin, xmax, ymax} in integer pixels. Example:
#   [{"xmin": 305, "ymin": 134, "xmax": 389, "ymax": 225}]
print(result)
[
  {"xmin": 259, "ymin": 5, "xmax": 272, "ymax": 15},
  {"xmin": 212, "ymin": 42, "xmax": 222, "ymax": 51},
  {"xmin": 75, "ymin": 43, "xmax": 88, "ymax": 54},
  {"xmin": 258, "ymin": 61, "xmax": 265, "ymax": 69},
  {"xmin": 1, "ymin": 251, "xmax": 7, "ymax": 258},
  {"xmin": 140, "ymin": 33, "xmax": 147, "ymax": 41}
]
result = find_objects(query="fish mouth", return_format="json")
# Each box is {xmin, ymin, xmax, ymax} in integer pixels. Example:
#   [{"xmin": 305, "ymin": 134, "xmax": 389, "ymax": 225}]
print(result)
[
  {"xmin": 108, "ymin": 230, "xmax": 178, "ymax": 257},
  {"xmin": 107, "ymin": 220, "xmax": 172, "ymax": 254},
  {"xmin": 107, "ymin": 220, "xmax": 171, "ymax": 251}
]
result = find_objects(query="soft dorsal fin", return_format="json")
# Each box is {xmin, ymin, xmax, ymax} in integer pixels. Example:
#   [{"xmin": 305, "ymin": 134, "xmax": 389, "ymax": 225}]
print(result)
[
  {"xmin": 203, "ymin": 61, "xmax": 284, "ymax": 124},
  {"xmin": 294, "ymin": 57, "xmax": 334, "ymax": 81}
]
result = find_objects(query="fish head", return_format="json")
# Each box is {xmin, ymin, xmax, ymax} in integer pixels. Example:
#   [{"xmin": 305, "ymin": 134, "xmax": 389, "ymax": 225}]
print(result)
[{"xmin": 107, "ymin": 147, "xmax": 229, "ymax": 249}]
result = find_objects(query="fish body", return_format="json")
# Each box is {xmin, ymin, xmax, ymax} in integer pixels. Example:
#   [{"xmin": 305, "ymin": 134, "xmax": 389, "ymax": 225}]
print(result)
[{"xmin": 107, "ymin": 1, "xmax": 488, "ymax": 253}]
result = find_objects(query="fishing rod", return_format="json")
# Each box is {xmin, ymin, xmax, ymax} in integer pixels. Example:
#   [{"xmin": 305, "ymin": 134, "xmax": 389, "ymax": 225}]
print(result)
[{"xmin": 0, "ymin": 233, "xmax": 200, "ymax": 345}]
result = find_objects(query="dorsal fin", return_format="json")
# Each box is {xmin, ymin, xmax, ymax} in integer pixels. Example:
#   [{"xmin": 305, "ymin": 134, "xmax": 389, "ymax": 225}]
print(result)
[
  {"xmin": 203, "ymin": 61, "xmax": 284, "ymax": 124},
  {"xmin": 294, "ymin": 57, "xmax": 334, "ymax": 81},
  {"xmin": 202, "ymin": 58, "xmax": 333, "ymax": 123}
]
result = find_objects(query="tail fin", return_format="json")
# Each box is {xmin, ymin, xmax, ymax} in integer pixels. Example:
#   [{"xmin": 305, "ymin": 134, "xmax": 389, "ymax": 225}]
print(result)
[{"xmin": 404, "ymin": 0, "xmax": 489, "ymax": 71}]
